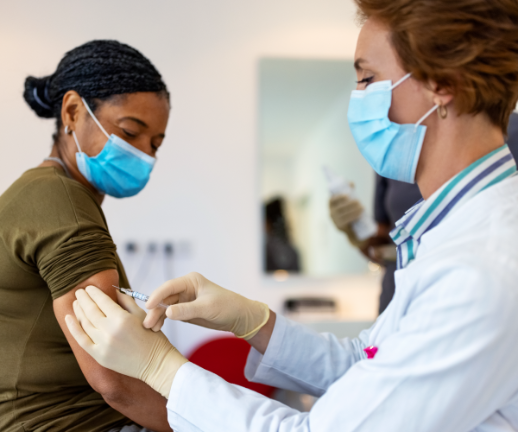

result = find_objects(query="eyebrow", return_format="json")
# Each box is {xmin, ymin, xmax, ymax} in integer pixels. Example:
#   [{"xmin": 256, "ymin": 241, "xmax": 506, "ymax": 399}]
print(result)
[
  {"xmin": 354, "ymin": 58, "xmax": 366, "ymax": 71},
  {"xmin": 119, "ymin": 116, "xmax": 148, "ymax": 128}
]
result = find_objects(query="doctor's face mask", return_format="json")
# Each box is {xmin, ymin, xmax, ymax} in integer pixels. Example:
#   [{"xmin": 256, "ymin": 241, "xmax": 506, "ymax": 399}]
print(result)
[
  {"xmin": 72, "ymin": 98, "xmax": 156, "ymax": 198},
  {"xmin": 347, "ymin": 73, "xmax": 438, "ymax": 184}
]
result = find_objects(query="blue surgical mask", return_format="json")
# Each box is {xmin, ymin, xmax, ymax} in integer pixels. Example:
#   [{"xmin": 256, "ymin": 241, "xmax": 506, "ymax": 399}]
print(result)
[
  {"xmin": 347, "ymin": 73, "xmax": 438, "ymax": 183},
  {"xmin": 72, "ymin": 98, "xmax": 156, "ymax": 198}
]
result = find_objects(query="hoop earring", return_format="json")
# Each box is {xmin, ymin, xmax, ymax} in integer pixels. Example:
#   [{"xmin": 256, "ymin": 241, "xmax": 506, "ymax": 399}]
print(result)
[{"xmin": 438, "ymin": 104, "xmax": 448, "ymax": 119}]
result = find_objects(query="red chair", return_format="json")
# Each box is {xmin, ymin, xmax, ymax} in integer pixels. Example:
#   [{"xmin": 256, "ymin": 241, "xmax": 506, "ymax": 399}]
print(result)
[{"xmin": 188, "ymin": 336, "xmax": 276, "ymax": 397}]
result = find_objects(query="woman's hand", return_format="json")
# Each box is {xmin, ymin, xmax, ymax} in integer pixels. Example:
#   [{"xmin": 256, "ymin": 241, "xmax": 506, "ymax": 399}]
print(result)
[
  {"xmin": 143, "ymin": 272, "xmax": 270, "ymax": 341},
  {"xmin": 329, "ymin": 194, "xmax": 366, "ymax": 246},
  {"xmin": 65, "ymin": 286, "xmax": 188, "ymax": 398}
]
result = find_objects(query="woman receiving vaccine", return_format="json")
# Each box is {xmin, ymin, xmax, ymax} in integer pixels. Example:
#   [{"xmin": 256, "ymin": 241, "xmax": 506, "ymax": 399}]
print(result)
[{"xmin": 0, "ymin": 41, "xmax": 172, "ymax": 432}]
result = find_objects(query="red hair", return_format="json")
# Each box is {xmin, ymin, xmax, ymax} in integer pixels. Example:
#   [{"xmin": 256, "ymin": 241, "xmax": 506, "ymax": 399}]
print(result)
[{"xmin": 355, "ymin": 0, "xmax": 518, "ymax": 133}]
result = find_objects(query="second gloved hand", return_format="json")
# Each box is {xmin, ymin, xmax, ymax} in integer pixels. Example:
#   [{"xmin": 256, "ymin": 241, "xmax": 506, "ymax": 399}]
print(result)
[
  {"xmin": 143, "ymin": 272, "xmax": 270, "ymax": 340},
  {"xmin": 65, "ymin": 286, "xmax": 188, "ymax": 398},
  {"xmin": 329, "ymin": 194, "xmax": 365, "ymax": 246}
]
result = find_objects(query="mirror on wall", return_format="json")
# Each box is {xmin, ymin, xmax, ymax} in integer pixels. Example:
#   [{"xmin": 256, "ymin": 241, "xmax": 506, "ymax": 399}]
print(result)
[{"xmin": 259, "ymin": 58, "xmax": 376, "ymax": 278}]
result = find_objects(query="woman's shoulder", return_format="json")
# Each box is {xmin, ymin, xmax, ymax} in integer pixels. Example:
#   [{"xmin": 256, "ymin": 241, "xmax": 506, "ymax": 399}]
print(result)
[
  {"xmin": 19, "ymin": 166, "xmax": 94, "ymax": 196},
  {"xmin": 0, "ymin": 167, "xmax": 105, "ymax": 228}
]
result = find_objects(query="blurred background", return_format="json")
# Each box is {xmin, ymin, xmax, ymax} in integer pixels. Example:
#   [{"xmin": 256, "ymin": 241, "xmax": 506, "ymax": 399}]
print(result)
[
  {"xmin": 0, "ymin": 0, "xmax": 380, "ymax": 363},
  {"xmin": 260, "ymin": 58, "xmax": 374, "ymax": 277}
]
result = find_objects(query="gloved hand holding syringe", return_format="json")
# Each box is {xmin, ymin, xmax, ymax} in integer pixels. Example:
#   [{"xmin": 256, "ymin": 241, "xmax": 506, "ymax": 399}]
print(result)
[{"xmin": 67, "ymin": 274, "xmax": 272, "ymax": 400}]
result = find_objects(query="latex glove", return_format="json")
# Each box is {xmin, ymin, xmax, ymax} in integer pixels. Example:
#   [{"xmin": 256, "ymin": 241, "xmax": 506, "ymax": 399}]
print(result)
[
  {"xmin": 65, "ymin": 286, "xmax": 188, "ymax": 398},
  {"xmin": 143, "ymin": 272, "xmax": 270, "ymax": 340},
  {"xmin": 329, "ymin": 194, "xmax": 365, "ymax": 247}
]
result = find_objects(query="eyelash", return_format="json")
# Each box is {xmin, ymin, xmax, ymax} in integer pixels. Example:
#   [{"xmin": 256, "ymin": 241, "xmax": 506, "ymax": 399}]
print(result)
[
  {"xmin": 123, "ymin": 129, "xmax": 137, "ymax": 138},
  {"xmin": 356, "ymin": 76, "xmax": 374, "ymax": 85},
  {"xmin": 122, "ymin": 129, "xmax": 159, "ymax": 152}
]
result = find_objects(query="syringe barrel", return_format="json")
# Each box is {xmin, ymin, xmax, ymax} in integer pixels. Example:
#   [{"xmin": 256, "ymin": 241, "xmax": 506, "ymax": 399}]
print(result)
[{"xmin": 130, "ymin": 291, "xmax": 150, "ymax": 302}]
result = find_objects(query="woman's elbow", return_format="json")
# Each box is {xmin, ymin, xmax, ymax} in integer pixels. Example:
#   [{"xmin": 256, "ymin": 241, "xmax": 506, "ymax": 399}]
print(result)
[{"xmin": 86, "ymin": 367, "xmax": 129, "ymax": 404}]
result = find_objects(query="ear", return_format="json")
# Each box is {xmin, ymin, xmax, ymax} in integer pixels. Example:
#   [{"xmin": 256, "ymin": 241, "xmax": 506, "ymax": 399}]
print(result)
[
  {"xmin": 61, "ymin": 91, "xmax": 83, "ymax": 133},
  {"xmin": 429, "ymin": 82, "xmax": 454, "ymax": 108}
]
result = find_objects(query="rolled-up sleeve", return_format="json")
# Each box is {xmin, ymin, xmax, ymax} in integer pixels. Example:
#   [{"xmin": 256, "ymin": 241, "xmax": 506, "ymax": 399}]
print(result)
[
  {"xmin": 6, "ymin": 171, "xmax": 122, "ymax": 299},
  {"xmin": 38, "ymin": 232, "xmax": 118, "ymax": 299}
]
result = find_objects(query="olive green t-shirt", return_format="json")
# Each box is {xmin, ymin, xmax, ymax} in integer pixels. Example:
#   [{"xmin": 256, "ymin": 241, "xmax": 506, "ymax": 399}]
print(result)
[{"xmin": 0, "ymin": 167, "xmax": 133, "ymax": 432}]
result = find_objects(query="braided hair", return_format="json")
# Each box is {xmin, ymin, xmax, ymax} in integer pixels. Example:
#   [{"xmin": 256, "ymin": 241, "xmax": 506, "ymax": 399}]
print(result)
[{"xmin": 23, "ymin": 40, "xmax": 169, "ymax": 141}]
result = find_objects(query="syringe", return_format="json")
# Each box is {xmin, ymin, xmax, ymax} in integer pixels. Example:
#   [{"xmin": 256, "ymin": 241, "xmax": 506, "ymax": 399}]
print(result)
[{"xmin": 113, "ymin": 286, "xmax": 168, "ymax": 308}]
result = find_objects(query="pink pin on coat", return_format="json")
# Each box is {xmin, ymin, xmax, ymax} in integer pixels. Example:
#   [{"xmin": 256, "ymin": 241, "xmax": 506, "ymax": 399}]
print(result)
[{"xmin": 364, "ymin": 346, "xmax": 378, "ymax": 359}]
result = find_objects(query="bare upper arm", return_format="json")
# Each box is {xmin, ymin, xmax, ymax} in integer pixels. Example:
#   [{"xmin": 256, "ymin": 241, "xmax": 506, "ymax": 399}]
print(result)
[{"xmin": 53, "ymin": 269, "xmax": 124, "ymax": 397}]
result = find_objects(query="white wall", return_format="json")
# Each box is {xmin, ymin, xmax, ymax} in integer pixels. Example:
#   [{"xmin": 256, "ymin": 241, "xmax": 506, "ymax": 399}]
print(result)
[{"xmin": 0, "ymin": 0, "xmax": 378, "ymax": 355}]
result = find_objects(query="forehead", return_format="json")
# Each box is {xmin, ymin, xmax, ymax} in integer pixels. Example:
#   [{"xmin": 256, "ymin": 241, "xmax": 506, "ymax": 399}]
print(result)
[
  {"xmin": 355, "ymin": 18, "xmax": 396, "ymax": 70},
  {"xmin": 98, "ymin": 92, "xmax": 170, "ymax": 127},
  {"xmin": 106, "ymin": 92, "xmax": 169, "ymax": 113}
]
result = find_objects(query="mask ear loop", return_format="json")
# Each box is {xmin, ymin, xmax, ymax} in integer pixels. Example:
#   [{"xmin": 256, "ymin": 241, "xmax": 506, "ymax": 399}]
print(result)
[
  {"xmin": 64, "ymin": 122, "xmax": 83, "ymax": 153},
  {"xmin": 391, "ymin": 73, "xmax": 412, "ymax": 90},
  {"xmin": 415, "ymin": 105, "xmax": 439, "ymax": 131},
  {"xmin": 72, "ymin": 131, "xmax": 83, "ymax": 153},
  {"xmin": 81, "ymin": 97, "xmax": 111, "ymax": 140}
]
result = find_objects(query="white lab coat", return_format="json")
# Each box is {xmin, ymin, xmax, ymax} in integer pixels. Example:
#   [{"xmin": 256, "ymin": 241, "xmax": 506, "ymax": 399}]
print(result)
[{"xmin": 166, "ymin": 176, "xmax": 518, "ymax": 432}]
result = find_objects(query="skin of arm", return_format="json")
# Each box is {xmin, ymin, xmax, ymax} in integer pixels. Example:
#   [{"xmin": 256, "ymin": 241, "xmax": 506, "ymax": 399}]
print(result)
[
  {"xmin": 247, "ymin": 310, "xmax": 276, "ymax": 355},
  {"xmin": 53, "ymin": 269, "xmax": 173, "ymax": 432}
]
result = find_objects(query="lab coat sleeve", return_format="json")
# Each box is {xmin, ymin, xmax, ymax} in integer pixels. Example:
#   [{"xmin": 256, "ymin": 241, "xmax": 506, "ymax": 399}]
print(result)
[
  {"xmin": 167, "ymin": 362, "xmax": 310, "ymax": 432},
  {"xmin": 167, "ymin": 263, "xmax": 518, "ymax": 432},
  {"xmin": 245, "ymin": 314, "xmax": 371, "ymax": 396}
]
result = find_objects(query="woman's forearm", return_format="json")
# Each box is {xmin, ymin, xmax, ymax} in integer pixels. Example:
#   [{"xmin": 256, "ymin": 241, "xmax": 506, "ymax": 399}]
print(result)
[
  {"xmin": 103, "ymin": 374, "xmax": 173, "ymax": 432},
  {"xmin": 247, "ymin": 310, "xmax": 276, "ymax": 355}
]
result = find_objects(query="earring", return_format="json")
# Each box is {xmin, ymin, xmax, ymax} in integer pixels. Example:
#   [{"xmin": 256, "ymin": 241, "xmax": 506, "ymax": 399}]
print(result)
[{"xmin": 438, "ymin": 104, "xmax": 448, "ymax": 119}]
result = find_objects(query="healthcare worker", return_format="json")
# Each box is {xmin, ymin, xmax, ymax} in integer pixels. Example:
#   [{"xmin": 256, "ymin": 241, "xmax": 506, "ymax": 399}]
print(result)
[
  {"xmin": 67, "ymin": 0, "xmax": 518, "ymax": 430},
  {"xmin": 330, "ymin": 112, "xmax": 518, "ymax": 315}
]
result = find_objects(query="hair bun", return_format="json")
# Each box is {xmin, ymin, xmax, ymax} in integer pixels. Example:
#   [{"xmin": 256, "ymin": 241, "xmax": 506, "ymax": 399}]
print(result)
[{"xmin": 24, "ymin": 75, "xmax": 54, "ymax": 118}]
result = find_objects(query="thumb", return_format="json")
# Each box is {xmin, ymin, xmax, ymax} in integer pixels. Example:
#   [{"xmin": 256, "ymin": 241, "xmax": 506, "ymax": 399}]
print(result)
[
  {"xmin": 146, "ymin": 275, "xmax": 194, "ymax": 309},
  {"xmin": 166, "ymin": 301, "xmax": 203, "ymax": 322},
  {"xmin": 116, "ymin": 290, "xmax": 145, "ymax": 316}
]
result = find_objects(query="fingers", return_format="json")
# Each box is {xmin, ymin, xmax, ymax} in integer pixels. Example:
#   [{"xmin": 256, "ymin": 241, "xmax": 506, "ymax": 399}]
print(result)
[
  {"xmin": 161, "ymin": 293, "xmax": 181, "ymax": 306},
  {"xmin": 329, "ymin": 194, "xmax": 352, "ymax": 209},
  {"xmin": 331, "ymin": 196, "xmax": 363, "ymax": 214},
  {"xmin": 151, "ymin": 314, "xmax": 167, "ymax": 332},
  {"xmin": 84, "ymin": 286, "xmax": 124, "ymax": 317},
  {"xmin": 143, "ymin": 306, "xmax": 166, "ymax": 329},
  {"xmin": 75, "ymin": 289, "xmax": 108, "ymax": 326},
  {"xmin": 73, "ymin": 300, "xmax": 100, "ymax": 341},
  {"xmin": 336, "ymin": 205, "xmax": 363, "ymax": 224},
  {"xmin": 116, "ymin": 290, "xmax": 144, "ymax": 316},
  {"xmin": 330, "ymin": 196, "xmax": 364, "ymax": 229},
  {"xmin": 146, "ymin": 274, "xmax": 196, "ymax": 309},
  {"xmin": 65, "ymin": 314, "xmax": 95, "ymax": 352},
  {"xmin": 143, "ymin": 293, "xmax": 179, "ymax": 329}
]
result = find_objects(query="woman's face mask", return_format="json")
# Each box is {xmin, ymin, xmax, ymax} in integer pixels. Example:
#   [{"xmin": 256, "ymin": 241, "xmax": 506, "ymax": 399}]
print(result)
[
  {"xmin": 347, "ymin": 73, "xmax": 439, "ymax": 184},
  {"xmin": 72, "ymin": 98, "xmax": 156, "ymax": 198}
]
